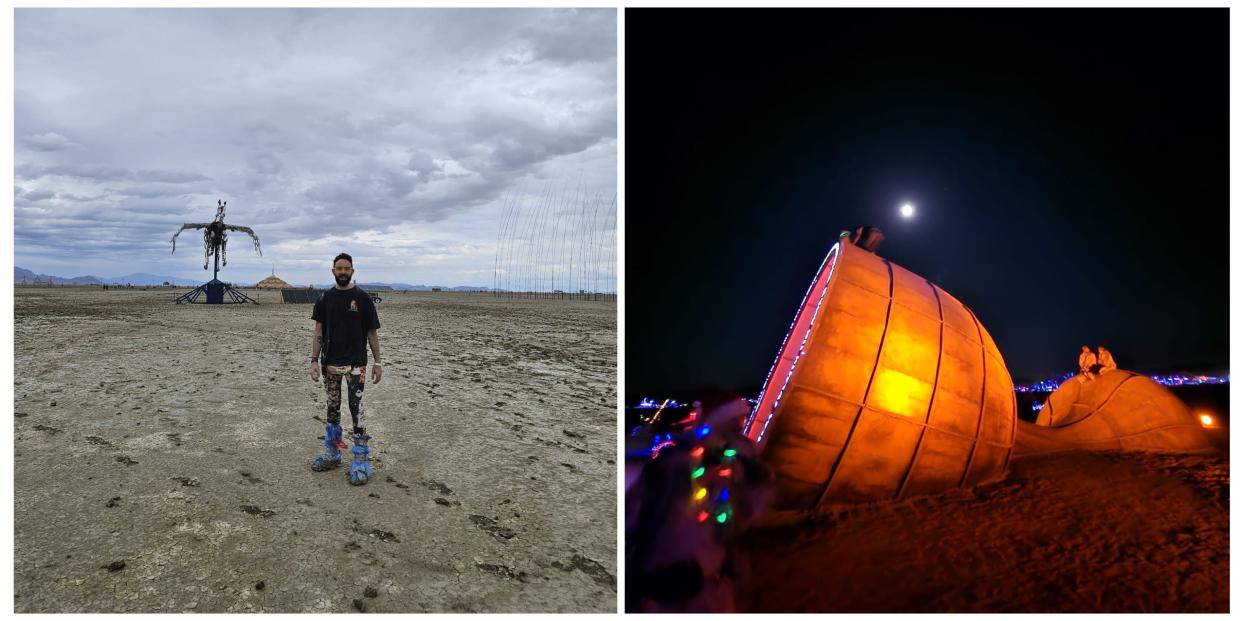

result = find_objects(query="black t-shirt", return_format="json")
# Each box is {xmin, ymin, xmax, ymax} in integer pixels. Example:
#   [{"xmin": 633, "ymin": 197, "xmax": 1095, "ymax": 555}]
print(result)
[{"xmin": 312, "ymin": 286, "xmax": 380, "ymax": 366}]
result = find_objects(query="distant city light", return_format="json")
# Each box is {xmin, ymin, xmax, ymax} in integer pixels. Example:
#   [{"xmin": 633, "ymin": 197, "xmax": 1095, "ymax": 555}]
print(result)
[
  {"xmin": 1013, "ymin": 371, "xmax": 1229, "ymax": 393},
  {"xmin": 900, "ymin": 203, "xmax": 915, "ymax": 218},
  {"xmin": 634, "ymin": 397, "xmax": 683, "ymax": 409}
]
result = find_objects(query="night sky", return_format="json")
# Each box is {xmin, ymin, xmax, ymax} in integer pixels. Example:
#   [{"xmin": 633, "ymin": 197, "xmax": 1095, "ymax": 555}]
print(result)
[{"xmin": 625, "ymin": 9, "xmax": 1228, "ymax": 401}]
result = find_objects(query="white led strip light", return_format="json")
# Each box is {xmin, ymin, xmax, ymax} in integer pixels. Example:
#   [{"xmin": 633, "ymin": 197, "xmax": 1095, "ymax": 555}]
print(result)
[
  {"xmin": 747, "ymin": 242, "xmax": 841, "ymax": 444},
  {"xmin": 745, "ymin": 245, "xmax": 835, "ymax": 434}
]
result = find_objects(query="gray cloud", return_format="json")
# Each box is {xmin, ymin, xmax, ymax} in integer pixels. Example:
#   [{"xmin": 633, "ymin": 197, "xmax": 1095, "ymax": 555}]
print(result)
[
  {"xmin": 17, "ymin": 163, "xmax": 212, "ymax": 184},
  {"xmin": 21, "ymin": 131, "xmax": 83, "ymax": 151},
  {"xmin": 113, "ymin": 183, "xmax": 211, "ymax": 199},
  {"xmin": 15, "ymin": 8, "xmax": 616, "ymax": 287},
  {"xmin": 519, "ymin": 9, "xmax": 617, "ymax": 65},
  {"xmin": 24, "ymin": 189, "xmax": 56, "ymax": 201},
  {"xmin": 407, "ymin": 151, "xmax": 440, "ymax": 176}
]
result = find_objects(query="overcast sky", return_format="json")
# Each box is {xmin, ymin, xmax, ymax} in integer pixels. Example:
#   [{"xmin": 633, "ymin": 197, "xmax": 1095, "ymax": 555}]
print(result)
[{"xmin": 15, "ymin": 8, "xmax": 616, "ymax": 287}]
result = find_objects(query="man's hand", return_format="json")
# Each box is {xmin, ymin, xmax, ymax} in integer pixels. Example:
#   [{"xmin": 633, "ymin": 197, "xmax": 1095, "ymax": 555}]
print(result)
[
  {"xmin": 371, "ymin": 363, "xmax": 382, "ymax": 385},
  {"xmin": 310, "ymin": 362, "xmax": 320, "ymax": 383}
]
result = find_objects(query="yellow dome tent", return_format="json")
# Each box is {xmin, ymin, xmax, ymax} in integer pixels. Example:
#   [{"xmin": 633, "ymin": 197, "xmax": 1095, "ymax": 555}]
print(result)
[{"xmin": 254, "ymin": 272, "xmax": 292, "ymax": 289}]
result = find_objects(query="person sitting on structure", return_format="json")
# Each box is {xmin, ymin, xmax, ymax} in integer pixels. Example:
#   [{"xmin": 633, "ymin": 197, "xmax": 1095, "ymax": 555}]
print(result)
[
  {"xmin": 852, "ymin": 226, "xmax": 885, "ymax": 252},
  {"xmin": 839, "ymin": 226, "xmax": 885, "ymax": 253},
  {"xmin": 1097, "ymin": 346, "xmax": 1117, "ymax": 374},
  {"xmin": 1077, "ymin": 345, "xmax": 1098, "ymax": 382}
]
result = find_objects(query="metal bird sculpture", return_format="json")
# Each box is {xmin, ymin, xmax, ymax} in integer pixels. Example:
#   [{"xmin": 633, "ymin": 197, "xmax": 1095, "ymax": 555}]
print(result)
[{"xmin": 171, "ymin": 199, "xmax": 262, "ymax": 277}]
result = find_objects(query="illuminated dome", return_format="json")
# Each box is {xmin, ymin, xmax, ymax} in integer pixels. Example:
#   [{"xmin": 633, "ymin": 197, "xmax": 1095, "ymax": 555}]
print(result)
[
  {"xmin": 1014, "ymin": 370, "xmax": 1214, "ymax": 456},
  {"xmin": 744, "ymin": 240, "xmax": 1016, "ymax": 512}
]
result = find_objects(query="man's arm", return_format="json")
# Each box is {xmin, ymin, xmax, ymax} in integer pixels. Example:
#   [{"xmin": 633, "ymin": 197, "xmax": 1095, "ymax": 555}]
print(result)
[
  {"xmin": 368, "ymin": 329, "xmax": 382, "ymax": 384},
  {"xmin": 313, "ymin": 321, "xmax": 324, "ymax": 359},
  {"xmin": 367, "ymin": 329, "xmax": 381, "ymax": 363},
  {"xmin": 309, "ymin": 321, "xmax": 323, "ymax": 382}
]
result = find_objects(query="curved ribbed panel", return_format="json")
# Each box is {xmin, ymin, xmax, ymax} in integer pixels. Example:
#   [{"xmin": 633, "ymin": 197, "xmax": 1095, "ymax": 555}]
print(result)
[
  {"xmin": 1016, "ymin": 371, "xmax": 1213, "ymax": 456},
  {"xmin": 745, "ymin": 240, "xmax": 1016, "ymax": 512}
]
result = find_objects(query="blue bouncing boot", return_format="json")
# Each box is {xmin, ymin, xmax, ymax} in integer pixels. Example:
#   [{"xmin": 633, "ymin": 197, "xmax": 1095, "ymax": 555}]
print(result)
[
  {"xmin": 349, "ymin": 433, "xmax": 372, "ymax": 485},
  {"xmin": 311, "ymin": 423, "xmax": 345, "ymax": 471}
]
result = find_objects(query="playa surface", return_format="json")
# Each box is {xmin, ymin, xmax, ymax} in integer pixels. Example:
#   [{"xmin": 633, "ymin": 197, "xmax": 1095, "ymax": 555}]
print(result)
[
  {"xmin": 15, "ymin": 287, "xmax": 616, "ymax": 613},
  {"xmin": 739, "ymin": 449, "xmax": 1228, "ymax": 612}
]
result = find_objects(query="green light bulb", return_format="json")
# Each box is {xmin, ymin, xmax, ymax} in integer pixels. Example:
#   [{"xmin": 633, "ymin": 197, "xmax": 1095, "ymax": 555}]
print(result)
[
  {"xmin": 716, "ymin": 512, "xmax": 728, "ymax": 523},
  {"xmin": 691, "ymin": 466, "xmax": 705, "ymax": 479},
  {"xmin": 723, "ymin": 448, "xmax": 737, "ymax": 457}
]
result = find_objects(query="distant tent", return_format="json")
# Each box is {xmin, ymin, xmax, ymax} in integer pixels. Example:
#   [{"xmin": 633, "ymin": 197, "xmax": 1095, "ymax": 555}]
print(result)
[
  {"xmin": 254, "ymin": 274, "xmax": 292, "ymax": 289},
  {"xmin": 281, "ymin": 288, "xmax": 323, "ymax": 304}
]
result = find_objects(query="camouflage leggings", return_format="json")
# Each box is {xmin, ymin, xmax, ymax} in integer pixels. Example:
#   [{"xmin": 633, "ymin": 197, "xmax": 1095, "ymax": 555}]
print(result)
[{"xmin": 324, "ymin": 365, "xmax": 367, "ymax": 434}]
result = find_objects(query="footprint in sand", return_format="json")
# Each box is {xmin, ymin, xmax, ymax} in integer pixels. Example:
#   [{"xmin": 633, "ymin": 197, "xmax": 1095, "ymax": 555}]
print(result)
[
  {"xmin": 420, "ymin": 480, "xmax": 454, "ymax": 495},
  {"xmin": 85, "ymin": 436, "xmax": 114, "ymax": 449},
  {"xmin": 468, "ymin": 515, "xmax": 516, "ymax": 541}
]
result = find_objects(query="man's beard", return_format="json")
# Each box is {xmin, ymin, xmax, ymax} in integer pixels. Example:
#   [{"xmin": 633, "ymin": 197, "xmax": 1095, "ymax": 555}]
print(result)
[{"xmin": 335, "ymin": 274, "xmax": 351, "ymax": 286}]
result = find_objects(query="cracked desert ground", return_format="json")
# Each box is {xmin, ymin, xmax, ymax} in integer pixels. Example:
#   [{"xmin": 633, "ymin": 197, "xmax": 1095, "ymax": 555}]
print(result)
[{"xmin": 15, "ymin": 287, "xmax": 616, "ymax": 613}]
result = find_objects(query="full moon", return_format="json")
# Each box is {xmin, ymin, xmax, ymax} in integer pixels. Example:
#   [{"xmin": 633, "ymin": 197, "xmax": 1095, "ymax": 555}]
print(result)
[{"xmin": 900, "ymin": 203, "xmax": 915, "ymax": 218}]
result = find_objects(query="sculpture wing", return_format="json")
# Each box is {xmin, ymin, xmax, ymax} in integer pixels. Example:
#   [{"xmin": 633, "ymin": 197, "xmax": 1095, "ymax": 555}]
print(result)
[
  {"xmin": 170, "ymin": 223, "xmax": 210, "ymax": 253},
  {"xmin": 224, "ymin": 225, "xmax": 262, "ymax": 255}
]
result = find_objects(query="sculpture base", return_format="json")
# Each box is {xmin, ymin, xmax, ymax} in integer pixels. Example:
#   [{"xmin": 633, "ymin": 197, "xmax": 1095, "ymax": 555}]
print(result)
[{"xmin": 174, "ymin": 279, "xmax": 258, "ymax": 304}]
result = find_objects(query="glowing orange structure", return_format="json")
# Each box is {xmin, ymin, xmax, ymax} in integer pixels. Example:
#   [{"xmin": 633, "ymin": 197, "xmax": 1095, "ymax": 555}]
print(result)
[
  {"xmin": 744, "ymin": 240, "xmax": 1016, "ymax": 512},
  {"xmin": 1014, "ymin": 370, "xmax": 1214, "ymax": 456}
]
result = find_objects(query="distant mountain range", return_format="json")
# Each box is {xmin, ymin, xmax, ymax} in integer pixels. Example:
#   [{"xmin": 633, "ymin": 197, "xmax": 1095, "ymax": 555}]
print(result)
[
  {"xmin": 15, "ymin": 267, "xmax": 493, "ymax": 291},
  {"xmin": 15, "ymin": 267, "xmax": 201, "ymax": 286}
]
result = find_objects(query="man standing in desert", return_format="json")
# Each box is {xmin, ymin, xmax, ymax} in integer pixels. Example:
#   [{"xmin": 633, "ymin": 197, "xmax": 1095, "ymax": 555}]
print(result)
[{"xmin": 309, "ymin": 253, "xmax": 383, "ymax": 485}]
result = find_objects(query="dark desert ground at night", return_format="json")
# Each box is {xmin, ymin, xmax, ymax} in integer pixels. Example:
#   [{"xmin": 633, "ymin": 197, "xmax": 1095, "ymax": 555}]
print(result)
[
  {"xmin": 738, "ymin": 446, "xmax": 1228, "ymax": 612},
  {"xmin": 626, "ymin": 364, "xmax": 1228, "ymax": 614},
  {"xmin": 14, "ymin": 287, "xmax": 616, "ymax": 613}
]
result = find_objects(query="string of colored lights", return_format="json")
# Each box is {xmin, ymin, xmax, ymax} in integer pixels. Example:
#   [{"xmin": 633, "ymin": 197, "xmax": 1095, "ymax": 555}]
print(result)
[
  {"xmin": 627, "ymin": 418, "xmax": 741, "ymax": 526},
  {"xmin": 687, "ymin": 425, "xmax": 735, "ymax": 526}
]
